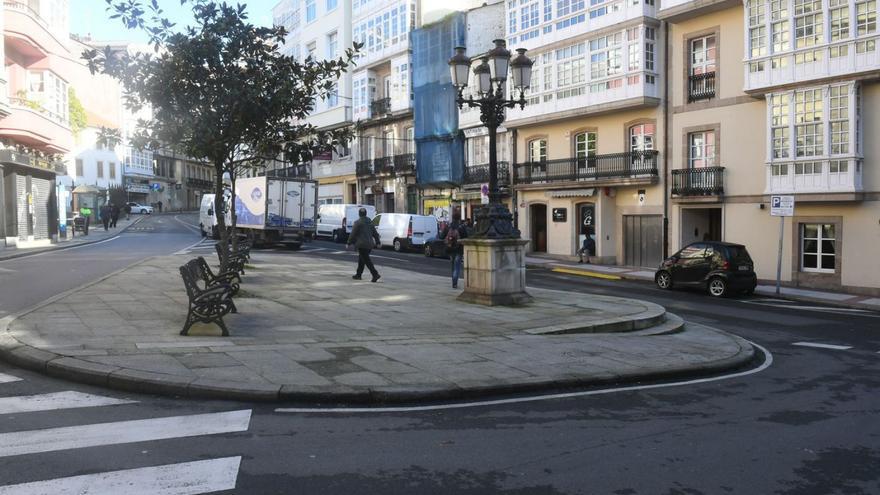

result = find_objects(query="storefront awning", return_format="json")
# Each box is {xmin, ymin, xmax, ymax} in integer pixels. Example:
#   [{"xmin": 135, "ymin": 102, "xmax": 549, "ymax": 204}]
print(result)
[{"xmin": 545, "ymin": 188, "xmax": 595, "ymax": 198}]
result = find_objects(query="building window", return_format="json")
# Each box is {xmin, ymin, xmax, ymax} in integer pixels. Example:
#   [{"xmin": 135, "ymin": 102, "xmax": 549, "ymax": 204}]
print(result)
[
  {"xmin": 558, "ymin": 43, "xmax": 587, "ymax": 87},
  {"xmin": 795, "ymin": 88, "xmax": 823, "ymax": 157},
  {"xmin": 528, "ymin": 139, "xmax": 547, "ymax": 162},
  {"xmin": 795, "ymin": 13, "xmax": 823, "ymax": 48},
  {"xmin": 574, "ymin": 132, "xmax": 597, "ymax": 168},
  {"xmin": 771, "ymin": 0, "xmax": 788, "ymax": 20},
  {"xmin": 97, "ymin": 161, "xmax": 104, "ymax": 178},
  {"xmin": 327, "ymin": 31, "xmax": 338, "ymax": 59},
  {"xmin": 630, "ymin": 123, "xmax": 655, "ymax": 152},
  {"xmin": 688, "ymin": 131, "xmax": 716, "ymax": 168},
  {"xmin": 857, "ymin": 0, "xmax": 877, "ymax": 34},
  {"xmin": 589, "ymin": 34, "xmax": 622, "ymax": 79},
  {"xmin": 405, "ymin": 127, "xmax": 414, "ymax": 154},
  {"xmin": 306, "ymin": 41, "xmax": 316, "ymax": 60},
  {"xmin": 76, "ymin": 159, "xmax": 83, "ymax": 177},
  {"xmin": 771, "ymin": 93, "xmax": 790, "ymax": 158},
  {"xmin": 801, "ymin": 223, "xmax": 835, "ymax": 272},
  {"xmin": 690, "ymin": 35, "xmax": 716, "ymax": 75},
  {"xmin": 109, "ymin": 163, "xmax": 116, "ymax": 180},
  {"xmin": 829, "ymin": 85, "xmax": 849, "ymax": 154},
  {"xmin": 326, "ymin": 0, "xmax": 337, "ymax": 11},
  {"xmin": 306, "ymin": 0, "xmax": 316, "ymax": 22},
  {"xmin": 772, "ymin": 21, "xmax": 791, "ymax": 52},
  {"xmin": 830, "ymin": 4, "xmax": 850, "ymax": 41}
]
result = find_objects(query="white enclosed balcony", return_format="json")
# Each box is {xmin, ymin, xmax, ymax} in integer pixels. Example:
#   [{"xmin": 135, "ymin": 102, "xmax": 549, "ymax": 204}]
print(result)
[{"xmin": 506, "ymin": 1, "xmax": 656, "ymax": 51}]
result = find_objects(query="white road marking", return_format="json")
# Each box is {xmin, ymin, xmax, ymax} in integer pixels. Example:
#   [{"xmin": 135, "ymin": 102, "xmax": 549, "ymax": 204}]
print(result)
[
  {"xmin": 331, "ymin": 251, "xmax": 355, "ymax": 255},
  {"xmin": 0, "ymin": 456, "xmax": 241, "ymax": 495},
  {"xmin": 740, "ymin": 300, "xmax": 879, "ymax": 316},
  {"xmin": 172, "ymin": 238, "xmax": 211, "ymax": 255},
  {"xmin": 276, "ymin": 342, "xmax": 773, "ymax": 414},
  {"xmin": 0, "ymin": 391, "xmax": 136, "ymax": 415},
  {"xmin": 172, "ymin": 215, "xmax": 202, "ymax": 234},
  {"xmin": 0, "ymin": 372, "xmax": 22, "ymax": 383},
  {"xmin": 0, "ymin": 236, "xmax": 121, "ymax": 263},
  {"xmin": 792, "ymin": 342, "xmax": 853, "ymax": 350},
  {"xmin": 0, "ymin": 409, "xmax": 252, "ymax": 458},
  {"xmin": 135, "ymin": 341, "xmax": 235, "ymax": 349},
  {"xmin": 370, "ymin": 254, "xmax": 410, "ymax": 263}
]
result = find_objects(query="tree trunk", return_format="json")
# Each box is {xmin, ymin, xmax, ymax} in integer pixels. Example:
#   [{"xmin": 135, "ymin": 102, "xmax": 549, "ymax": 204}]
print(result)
[
  {"xmin": 214, "ymin": 162, "xmax": 229, "ymax": 272},
  {"xmin": 230, "ymin": 173, "xmax": 238, "ymax": 254}
]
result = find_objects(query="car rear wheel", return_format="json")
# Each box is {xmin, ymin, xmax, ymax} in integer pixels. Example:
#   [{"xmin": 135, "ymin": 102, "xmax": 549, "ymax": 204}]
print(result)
[
  {"xmin": 708, "ymin": 277, "xmax": 728, "ymax": 297},
  {"xmin": 199, "ymin": 224, "xmax": 207, "ymax": 237},
  {"xmin": 332, "ymin": 230, "xmax": 343, "ymax": 243},
  {"xmin": 655, "ymin": 271, "xmax": 673, "ymax": 290},
  {"xmin": 424, "ymin": 244, "xmax": 434, "ymax": 257},
  {"xmin": 393, "ymin": 239, "xmax": 403, "ymax": 252}
]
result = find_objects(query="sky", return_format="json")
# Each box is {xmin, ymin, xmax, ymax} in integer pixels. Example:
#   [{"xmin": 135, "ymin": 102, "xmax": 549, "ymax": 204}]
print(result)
[{"xmin": 71, "ymin": 0, "xmax": 277, "ymax": 42}]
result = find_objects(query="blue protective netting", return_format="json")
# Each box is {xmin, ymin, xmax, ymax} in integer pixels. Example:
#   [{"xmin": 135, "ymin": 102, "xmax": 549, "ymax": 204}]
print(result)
[{"xmin": 412, "ymin": 13, "xmax": 466, "ymax": 186}]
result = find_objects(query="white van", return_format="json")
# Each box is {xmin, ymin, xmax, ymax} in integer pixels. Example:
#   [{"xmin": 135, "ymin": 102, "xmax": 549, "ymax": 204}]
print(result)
[
  {"xmin": 372, "ymin": 213, "xmax": 438, "ymax": 252},
  {"xmin": 317, "ymin": 204, "xmax": 377, "ymax": 243},
  {"xmin": 199, "ymin": 194, "xmax": 231, "ymax": 238}
]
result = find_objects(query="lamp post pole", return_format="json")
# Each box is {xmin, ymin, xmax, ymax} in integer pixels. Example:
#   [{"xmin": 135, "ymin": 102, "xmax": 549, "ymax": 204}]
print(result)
[{"xmin": 449, "ymin": 40, "xmax": 533, "ymax": 239}]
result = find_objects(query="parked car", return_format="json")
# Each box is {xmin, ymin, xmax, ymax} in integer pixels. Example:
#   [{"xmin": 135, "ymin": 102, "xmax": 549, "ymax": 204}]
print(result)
[
  {"xmin": 372, "ymin": 213, "xmax": 438, "ymax": 252},
  {"xmin": 316, "ymin": 204, "xmax": 377, "ymax": 243},
  {"xmin": 654, "ymin": 241, "xmax": 757, "ymax": 297},
  {"xmin": 423, "ymin": 237, "xmax": 449, "ymax": 258},
  {"xmin": 126, "ymin": 202, "xmax": 153, "ymax": 214}
]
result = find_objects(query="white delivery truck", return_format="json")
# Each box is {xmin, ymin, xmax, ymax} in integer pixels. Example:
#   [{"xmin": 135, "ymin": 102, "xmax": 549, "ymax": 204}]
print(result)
[
  {"xmin": 199, "ymin": 193, "xmax": 231, "ymax": 239},
  {"xmin": 232, "ymin": 176, "xmax": 318, "ymax": 248}
]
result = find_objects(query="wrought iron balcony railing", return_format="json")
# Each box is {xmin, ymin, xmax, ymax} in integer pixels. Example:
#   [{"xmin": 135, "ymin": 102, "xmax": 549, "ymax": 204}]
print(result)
[
  {"xmin": 369, "ymin": 97, "xmax": 391, "ymax": 118},
  {"xmin": 514, "ymin": 151, "xmax": 659, "ymax": 185},
  {"xmin": 671, "ymin": 166, "xmax": 725, "ymax": 196},
  {"xmin": 393, "ymin": 153, "xmax": 415, "ymax": 175},
  {"xmin": 688, "ymin": 72, "xmax": 716, "ymax": 102},
  {"xmin": 463, "ymin": 162, "xmax": 510, "ymax": 185},
  {"xmin": 356, "ymin": 160, "xmax": 374, "ymax": 177},
  {"xmin": 186, "ymin": 177, "xmax": 214, "ymax": 189}
]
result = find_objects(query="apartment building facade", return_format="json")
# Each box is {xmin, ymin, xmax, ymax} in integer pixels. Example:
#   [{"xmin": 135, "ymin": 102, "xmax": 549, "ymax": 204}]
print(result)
[
  {"xmin": 504, "ymin": 0, "xmax": 667, "ymax": 266},
  {"xmin": 0, "ymin": 0, "xmax": 72, "ymax": 247},
  {"xmin": 273, "ymin": 0, "xmax": 358, "ymax": 205},
  {"xmin": 661, "ymin": 0, "xmax": 880, "ymax": 293},
  {"xmin": 352, "ymin": 0, "xmax": 418, "ymax": 213}
]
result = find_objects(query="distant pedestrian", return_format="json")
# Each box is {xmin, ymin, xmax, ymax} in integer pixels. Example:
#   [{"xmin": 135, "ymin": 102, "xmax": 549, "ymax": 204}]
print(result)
[
  {"xmin": 577, "ymin": 234, "xmax": 595, "ymax": 263},
  {"xmin": 440, "ymin": 208, "xmax": 467, "ymax": 289},
  {"xmin": 346, "ymin": 207, "xmax": 381, "ymax": 283},
  {"xmin": 124, "ymin": 203, "xmax": 131, "ymax": 220},
  {"xmin": 99, "ymin": 204, "xmax": 111, "ymax": 231},
  {"xmin": 158, "ymin": 200, "xmax": 163, "ymax": 213},
  {"xmin": 110, "ymin": 203, "xmax": 120, "ymax": 228}
]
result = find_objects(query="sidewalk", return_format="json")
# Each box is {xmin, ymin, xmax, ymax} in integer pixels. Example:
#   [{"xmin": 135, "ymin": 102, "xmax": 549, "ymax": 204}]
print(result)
[
  {"xmin": 0, "ymin": 252, "xmax": 755, "ymax": 403},
  {"xmin": 0, "ymin": 216, "xmax": 144, "ymax": 262},
  {"xmin": 526, "ymin": 254, "xmax": 880, "ymax": 311}
]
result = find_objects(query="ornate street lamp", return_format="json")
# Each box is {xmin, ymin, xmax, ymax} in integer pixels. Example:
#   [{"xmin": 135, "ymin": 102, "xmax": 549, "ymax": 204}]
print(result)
[{"xmin": 449, "ymin": 39, "xmax": 533, "ymax": 239}]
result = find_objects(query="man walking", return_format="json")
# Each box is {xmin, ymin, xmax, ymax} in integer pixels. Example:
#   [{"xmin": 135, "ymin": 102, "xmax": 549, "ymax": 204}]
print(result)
[
  {"xmin": 346, "ymin": 207, "xmax": 381, "ymax": 283},
  {"xmin": 110, "ymin": 203, "xmax": 120, "ymax": 228},
  {"xmin": 440, "ymin": 208, "xmax": 468, "ymax": 289},
  {"xmin": 124, "ymin": 203, "xmax": 131, "ymax": 220},
  {"xmin": 99, "ymin": 203, "xmax": 111, "ymax": 231}
]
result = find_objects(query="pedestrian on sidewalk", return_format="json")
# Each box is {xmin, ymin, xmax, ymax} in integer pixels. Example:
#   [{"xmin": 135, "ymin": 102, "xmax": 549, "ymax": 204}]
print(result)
[
  {"xmin": 440, "ymin": 208, "xmax": 467, "ymax": 289},
  {"xmin": 124, "ymin": 203, "xmax": 131, "ymax": 220},
  {"xmin": 577, "ymin": 231, "xmax": 595, "ymax": 263},
  {"xmin": 99, "ymin": 204, "xmax": 111, "ymax": 231},
  {"xmin": 346, "ymin": 207, "xmax": 381, "ymax": 283},
  {"xmin": 158, "ymin": 200, "xmax": 163, "ymax": 213},
  {"xmin": 110, "ymin": 203, "xmax": 120, "ymax": 228}
]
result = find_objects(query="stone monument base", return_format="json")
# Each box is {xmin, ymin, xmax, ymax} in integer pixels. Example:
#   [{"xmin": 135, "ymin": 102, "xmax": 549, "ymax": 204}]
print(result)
[{"xmin": 457, "ymin": 237, "xmax": 534, "ymax": 306}]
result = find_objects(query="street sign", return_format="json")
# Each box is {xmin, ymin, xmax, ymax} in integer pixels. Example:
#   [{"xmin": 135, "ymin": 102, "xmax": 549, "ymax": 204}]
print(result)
[
  {"xmin": 770, "ymin": 195, "xmax": 794, "ymax": 216},
  {"xmin": 552, "ymin": 208, "xmax": 567, "ymax": 222}
]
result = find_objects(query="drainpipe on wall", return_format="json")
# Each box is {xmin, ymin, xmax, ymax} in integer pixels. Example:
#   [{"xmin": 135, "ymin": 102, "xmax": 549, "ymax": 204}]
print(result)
[{"xmin": 662, "ymin": 20, "xmax": 670, "ymax": 259}]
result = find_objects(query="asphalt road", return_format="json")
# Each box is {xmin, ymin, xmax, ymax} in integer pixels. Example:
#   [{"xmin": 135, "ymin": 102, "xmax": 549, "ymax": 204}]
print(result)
[{"xmin": 1, "ymin": 222, "xmax": 878, "ymax": 494}]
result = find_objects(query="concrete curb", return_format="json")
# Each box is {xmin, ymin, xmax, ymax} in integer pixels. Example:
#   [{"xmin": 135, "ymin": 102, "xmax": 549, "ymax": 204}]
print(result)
[{"xmin": 0, "ymin": 216, "xmax": 146, "ymax": 262}]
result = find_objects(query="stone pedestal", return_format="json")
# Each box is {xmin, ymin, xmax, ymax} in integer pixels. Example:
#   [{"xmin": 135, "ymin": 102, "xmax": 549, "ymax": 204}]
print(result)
[{"xmin": 457, "ymin": 238, "xmax": 534, "ymax": 306}]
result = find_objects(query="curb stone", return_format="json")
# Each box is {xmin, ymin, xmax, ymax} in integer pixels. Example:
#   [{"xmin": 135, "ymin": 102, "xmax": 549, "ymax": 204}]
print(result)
[{"xmin": 0, "ymin": 216, "xmax": 146, "ymax": 262}]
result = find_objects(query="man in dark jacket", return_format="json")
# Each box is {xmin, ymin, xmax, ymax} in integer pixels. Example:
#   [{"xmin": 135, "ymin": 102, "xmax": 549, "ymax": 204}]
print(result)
[
  {"xmin": 440, "ymin": 208, "xmax": 468, "ymax": 289},
  {"xmin": 110, "ymin": 203, "xmax": 120, "ymax": 228},
  {"xmin": 346, "ymin": 208, "xmax": 381, "ymax": 282},
  {"xmin": 99, "ymin": 204, "xmax": 111, "ymax": 231}
]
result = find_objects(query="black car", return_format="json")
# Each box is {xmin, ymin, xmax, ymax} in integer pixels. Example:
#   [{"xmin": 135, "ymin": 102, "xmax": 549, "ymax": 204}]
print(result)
[
  {"xmin": 423, "ymin": 237, "xmax": 449, "ymax": 258},
  {"xmin": 655, "ymin": 241, "xmax": 757, "ymax": 297}
]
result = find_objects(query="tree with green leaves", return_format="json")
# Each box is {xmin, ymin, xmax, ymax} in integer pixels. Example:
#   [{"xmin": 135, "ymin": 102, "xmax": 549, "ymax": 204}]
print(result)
[
  {"xmin": 68, "ymin": 88, "xmax": 87, "ymax": 137},
  {"xmin": 84, "ymin": 0, "xmax": 359, "ymax": 269}
]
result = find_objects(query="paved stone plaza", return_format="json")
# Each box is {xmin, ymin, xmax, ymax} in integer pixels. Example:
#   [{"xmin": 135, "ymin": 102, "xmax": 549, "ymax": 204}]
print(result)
[{"xmin": 0, "ymin": 251, "xmax": 754, "ymax": 402}]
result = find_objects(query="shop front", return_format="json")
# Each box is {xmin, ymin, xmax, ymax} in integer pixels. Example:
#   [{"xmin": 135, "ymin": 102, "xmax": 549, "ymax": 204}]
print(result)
[{"xmin": 1, "ymin": 150, "xmax": 61, "ymax": 248}]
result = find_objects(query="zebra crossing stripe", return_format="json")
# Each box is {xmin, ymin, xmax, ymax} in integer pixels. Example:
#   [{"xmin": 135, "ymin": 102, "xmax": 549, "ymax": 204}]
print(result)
[
  {"xmin": 0, "ymin": 391, "xmax": 136, "ymax": 415},
  {"xmin": 0, "ymin": 373, "xmax": 22, "ymax": 384},
  {"xmin": 0, "ymin": 409, "xmax": 251, "ymax": 458},
  {"xmin": 0, "ymin": 456, "xmax": 241, "ymax": 495}
]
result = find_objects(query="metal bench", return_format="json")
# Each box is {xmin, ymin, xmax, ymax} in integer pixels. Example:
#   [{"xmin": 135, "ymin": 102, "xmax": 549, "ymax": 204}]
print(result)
[
  {"xmin": 179, "ymin": 259, "xmax": 235, "ymax": 336},
  {"xmin": 215, "ymin": 243, "xmax": 246, "ymax": 275},
  {"xmin": 73, "ymin": 216, "xmax": 89, "ymax": 236},
  {"xmin": 193, "ymin": 256, "xmax": 240, "ymax": 313}
]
